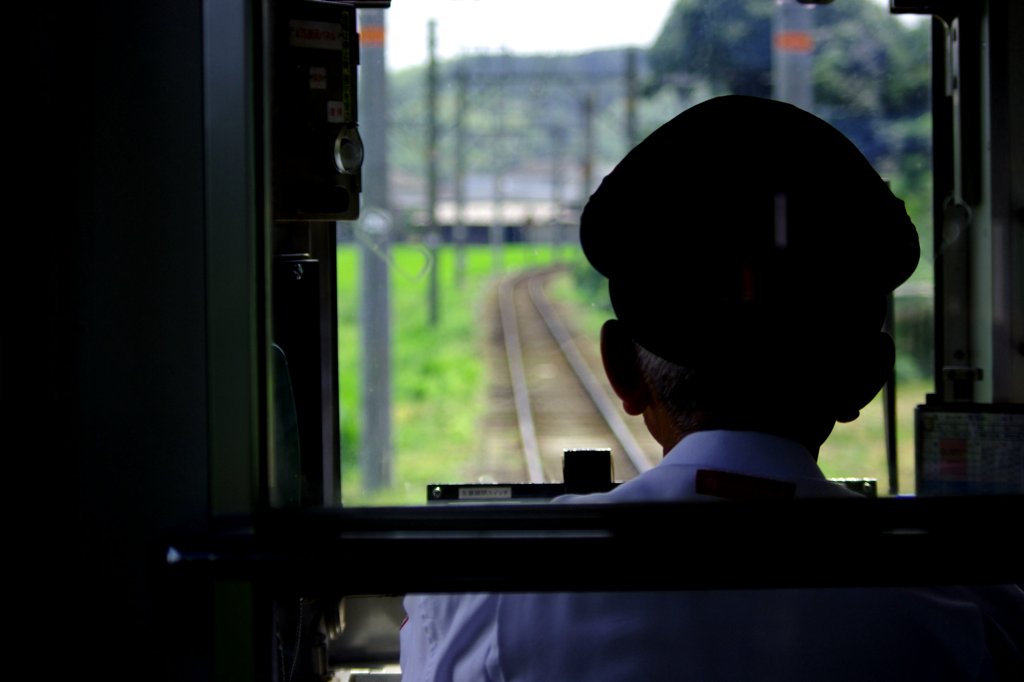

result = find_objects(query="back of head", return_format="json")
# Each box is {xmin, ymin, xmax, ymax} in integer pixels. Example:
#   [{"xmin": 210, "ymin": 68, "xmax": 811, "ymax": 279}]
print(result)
[{"xmin": 581, "ymin": 96, "xmax": 920, "ymax": 416}]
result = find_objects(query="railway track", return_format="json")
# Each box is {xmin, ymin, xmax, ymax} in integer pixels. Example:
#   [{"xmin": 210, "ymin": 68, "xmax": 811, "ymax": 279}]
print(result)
[{"xmin": 479, "ymin": 266, "xmax": 661, "ymax": 486}]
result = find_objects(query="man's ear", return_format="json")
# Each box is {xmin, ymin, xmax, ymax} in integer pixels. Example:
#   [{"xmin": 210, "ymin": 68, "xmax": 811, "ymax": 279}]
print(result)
[
  {"xmin": 600, "ymin": 319, "xmax": 651, "ymax": 416},
  {"xmin": 834, "ymin": 332, "xmax": 896, "ymax": 423}
]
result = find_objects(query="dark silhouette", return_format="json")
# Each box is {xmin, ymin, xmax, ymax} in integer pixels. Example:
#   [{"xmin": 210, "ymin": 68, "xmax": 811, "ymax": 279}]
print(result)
[{"xmin": 400, "ymin": 96, "xmax": 1024, "ymax": 682}]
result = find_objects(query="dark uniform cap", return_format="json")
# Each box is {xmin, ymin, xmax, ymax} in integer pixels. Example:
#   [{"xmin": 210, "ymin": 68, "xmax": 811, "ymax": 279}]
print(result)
[{"xmin": 580, "ymin": 95, "xmax": 920, "ymax": 369}]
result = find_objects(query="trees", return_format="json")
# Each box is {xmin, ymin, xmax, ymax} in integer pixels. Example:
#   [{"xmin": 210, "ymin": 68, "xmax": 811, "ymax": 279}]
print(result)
[
  {"xmin": 383, "ymin": 0, "xmax": 933, "ymax": 243},
  {"xmin": 647, "ymin": 0, "xmax": 930, "ymax": 121},
  {"xmin": 812, "ymin": 0, "xmax": 930, "ymax": 119},
  {"xmin": 648, "ymin": 0, "xmax": 774, "ymax": 98}
]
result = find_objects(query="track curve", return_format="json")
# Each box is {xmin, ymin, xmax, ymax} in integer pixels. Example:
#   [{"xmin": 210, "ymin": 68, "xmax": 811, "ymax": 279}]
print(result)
[{"xmin": 478, "ymin": 267, "xmax": 661, "ymax": 486}]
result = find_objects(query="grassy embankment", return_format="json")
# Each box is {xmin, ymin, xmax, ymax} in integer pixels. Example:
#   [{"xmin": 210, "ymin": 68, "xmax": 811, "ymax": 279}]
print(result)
[
  {"xmin": 338, "ymin": 242, "xmax": 575, "ymax": 506},
  {"xmin": 339, "ymin": 243, "xmax": 930, "ymax": 506}
]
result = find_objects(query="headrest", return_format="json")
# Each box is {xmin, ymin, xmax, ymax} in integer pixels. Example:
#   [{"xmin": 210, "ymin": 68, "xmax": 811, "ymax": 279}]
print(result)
[{"xmin": 580, "ymin": 95, "xmax": 920, "ymax": 368}]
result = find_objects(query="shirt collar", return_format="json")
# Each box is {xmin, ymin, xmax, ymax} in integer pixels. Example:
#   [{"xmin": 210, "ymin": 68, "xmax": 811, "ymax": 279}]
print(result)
[{"xmin": 663, "ymin": 430, "xmax": 826, "ymax": 481}]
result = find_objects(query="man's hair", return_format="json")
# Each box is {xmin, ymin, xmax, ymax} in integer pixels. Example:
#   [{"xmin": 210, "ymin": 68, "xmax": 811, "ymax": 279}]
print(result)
[
  {"xmin": 633, "ymin": 341, "xmax": 704, "ymax": 434},
  {"xmin": 632, "ymin": 337, "xmax": 839, "ymax": 435}
]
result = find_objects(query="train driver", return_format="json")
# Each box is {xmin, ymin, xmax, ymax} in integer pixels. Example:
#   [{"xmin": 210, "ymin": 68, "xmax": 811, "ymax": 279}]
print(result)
[{"xmin": 400, "ymin": 95, "xmax": 1024, "ymax": 681}]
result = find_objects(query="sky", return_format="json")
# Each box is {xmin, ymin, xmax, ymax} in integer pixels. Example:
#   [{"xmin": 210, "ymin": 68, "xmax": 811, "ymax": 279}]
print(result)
[{"xmin": 380, "ymin": 0, "xmax": 679, "ymax": 71}]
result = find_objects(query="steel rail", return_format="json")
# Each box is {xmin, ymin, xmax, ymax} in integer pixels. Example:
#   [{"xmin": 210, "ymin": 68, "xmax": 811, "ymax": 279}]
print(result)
[
  {"xmin": 527, "ymin": 274, "xmax": 654, "ymax": 475},
  {"xmin": 498, "ymin": 271, "xmax": 546, "ymax": 482}
]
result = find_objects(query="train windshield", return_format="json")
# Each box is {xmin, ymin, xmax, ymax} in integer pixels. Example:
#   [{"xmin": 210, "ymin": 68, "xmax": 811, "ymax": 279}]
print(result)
[{"xmin": 335, "ymin": 0, "xmax": 939, "ymax": 507}]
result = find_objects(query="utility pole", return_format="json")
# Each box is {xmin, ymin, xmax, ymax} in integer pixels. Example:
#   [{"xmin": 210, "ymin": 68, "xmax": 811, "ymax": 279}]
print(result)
[
  {"xmin": 625, "ymin": 47, "xmax": 639, "ymax": 148},
  {"xmin": 426, "ymin": 19, "xmax": 440, "ymax": 325},
  {"xmin": 581, "ymin": 91, "xmax": 595, "ymax": 210},
  {"xmin": 490, "ymin": 61, "xmax": 506, "ymax": 272},
  {"xmin": 357, "ymin": 8, "xmax": 392, "ymax": 491},
  {"xmin": 772, "ymin": 0, "xmax": 815, "ymax": 112},
  {"xmin": 548, "ymin": 123, "xmax": 566, "ymax": 257},
  {"xmin": 454, "ymin": 66, "xmax": 468, "ymax": 285}
]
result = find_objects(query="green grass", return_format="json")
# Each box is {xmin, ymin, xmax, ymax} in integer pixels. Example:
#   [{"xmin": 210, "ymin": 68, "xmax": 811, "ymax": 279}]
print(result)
[
  {"xmin": 339, "ymin": 242, "xmax": 931, "ymax": 505},
  {"xmin": 338, "ymin": 242, "xmax": 573, "ymax": 505},
  {"xmin": 818, "ymin": 378, "xmax": 929, "ymax": 494}
]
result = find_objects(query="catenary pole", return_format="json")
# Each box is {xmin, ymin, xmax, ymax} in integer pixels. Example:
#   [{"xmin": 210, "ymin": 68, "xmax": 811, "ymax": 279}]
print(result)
[
  {"xmin": 426, "ymin": 20, "xmax": 440, "ymax": 325},
  {"xmin": 358, "ymin": 8, "xmax": 392, "ymax": 490}
]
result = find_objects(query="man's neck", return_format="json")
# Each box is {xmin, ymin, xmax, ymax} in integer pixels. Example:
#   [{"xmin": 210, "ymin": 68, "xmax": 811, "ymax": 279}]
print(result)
[{"xmin": 671, "ymin": 419, "xmax": 832, "ymax": 461}]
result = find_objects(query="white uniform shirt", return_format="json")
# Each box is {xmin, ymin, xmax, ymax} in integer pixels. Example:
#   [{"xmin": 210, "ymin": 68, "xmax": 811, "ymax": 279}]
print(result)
[{"xmin": 400, "ymin": 430, "xmax": 1024, "ymax": 681}]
